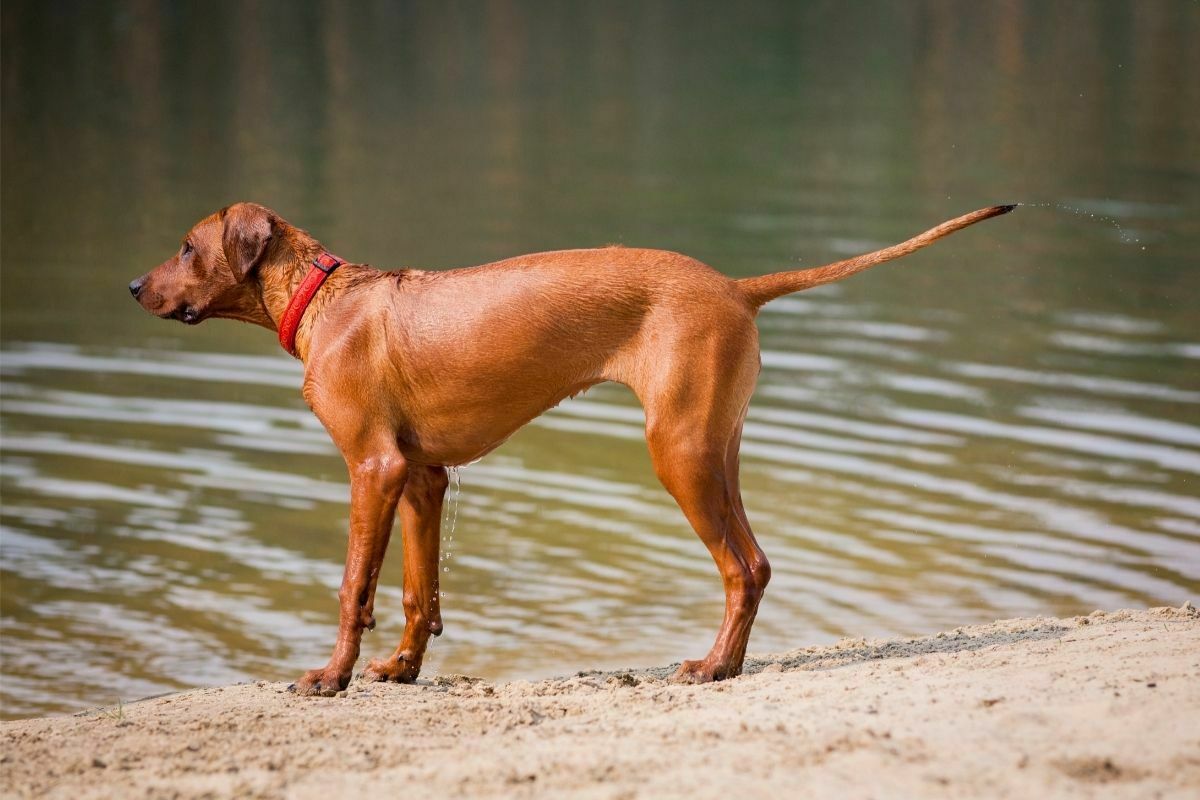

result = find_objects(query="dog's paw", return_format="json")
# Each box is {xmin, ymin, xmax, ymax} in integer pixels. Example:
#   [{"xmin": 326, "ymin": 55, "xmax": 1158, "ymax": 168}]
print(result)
[
  {"xmin": 288, "ymin": 667, "xmax": 349, "ymax": 697},
  {"xmin": 669, "ymin": 658, "xmax": 735, "ymax": 685},
  {"xmin": 362, "ymin": 653, "xmax": 421, "ymax": 684}
]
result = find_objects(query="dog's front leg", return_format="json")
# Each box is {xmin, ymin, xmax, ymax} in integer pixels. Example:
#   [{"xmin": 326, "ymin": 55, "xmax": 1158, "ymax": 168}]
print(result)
[
  {"xmin": 363, "ymin": 464, "xmax": 448, "ymax": 683},
  {"xmin": 291, "ymin": 452, "xmax": 408, "ymax": 696}
]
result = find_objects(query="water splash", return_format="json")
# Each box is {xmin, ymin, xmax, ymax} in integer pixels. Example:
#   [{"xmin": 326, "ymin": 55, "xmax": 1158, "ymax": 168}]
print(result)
[
  {"xmin": 440, "ymin": 466, "xmax": 462, "ymax": 575},
  {"xmin": 1017, "ymin": 202, "xmax": 1145, "ymax": 248}
]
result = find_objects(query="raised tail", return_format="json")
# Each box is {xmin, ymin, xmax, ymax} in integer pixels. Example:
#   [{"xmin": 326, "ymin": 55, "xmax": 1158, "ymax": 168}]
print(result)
[{"xmin": 737, "ymin": 204, "xmax": 1016, "ymax": 308}]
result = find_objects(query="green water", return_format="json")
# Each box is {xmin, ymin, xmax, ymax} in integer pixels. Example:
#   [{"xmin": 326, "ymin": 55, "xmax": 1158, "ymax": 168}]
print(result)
[{"xmin": 2, "ymin": 1, "xmax": 1198, "ymax": 719}]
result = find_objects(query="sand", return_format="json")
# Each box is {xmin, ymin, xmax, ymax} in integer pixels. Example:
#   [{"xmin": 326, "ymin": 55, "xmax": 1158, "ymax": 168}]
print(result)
[{"xmin": 2, "ymin": 604, "xmax": 1197, "ymax": 799}]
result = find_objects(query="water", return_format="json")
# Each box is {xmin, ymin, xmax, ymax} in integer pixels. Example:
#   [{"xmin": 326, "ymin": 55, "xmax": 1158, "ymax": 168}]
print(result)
[
  {"xmin": 1018, "ymin": 202, "xmax": 1144, "ymax": 246},
  {"xmin": 441, "ymin": 467, "xmax": 461, "ymax": 576},
  {"xmin": 2, "ymin": 1, "xmax": 1199, "ymax": 719}
]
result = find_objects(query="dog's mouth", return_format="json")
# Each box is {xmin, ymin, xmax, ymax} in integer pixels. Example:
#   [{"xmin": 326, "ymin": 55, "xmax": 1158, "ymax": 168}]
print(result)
[{"xmin": 159, "ymin": 305, "xmax": 203, "ymax": 325}]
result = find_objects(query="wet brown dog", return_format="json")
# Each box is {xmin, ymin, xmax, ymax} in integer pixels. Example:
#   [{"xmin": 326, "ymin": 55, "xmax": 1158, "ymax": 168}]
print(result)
[{"xmin": 130, "ymin": 202, "xmax": 1013, "ymax": 695}]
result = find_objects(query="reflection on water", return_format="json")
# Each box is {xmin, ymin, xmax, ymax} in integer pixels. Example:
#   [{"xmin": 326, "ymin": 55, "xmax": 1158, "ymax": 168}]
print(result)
[{"xmin": 2, "ymin": 1, "xmax": 1199, "ymax": 718}]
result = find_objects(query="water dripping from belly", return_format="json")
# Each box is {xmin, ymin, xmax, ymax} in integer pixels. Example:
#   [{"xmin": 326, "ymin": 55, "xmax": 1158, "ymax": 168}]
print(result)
[{"xmin": 438, "ymin": 466, "xmax": 462, "ymax": 600}]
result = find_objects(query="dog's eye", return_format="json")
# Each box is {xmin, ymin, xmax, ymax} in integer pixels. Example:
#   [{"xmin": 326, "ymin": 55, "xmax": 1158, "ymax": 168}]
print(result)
[{"xmin": 181, "ymin": 241, "xmax": 193, "ymax": 257}]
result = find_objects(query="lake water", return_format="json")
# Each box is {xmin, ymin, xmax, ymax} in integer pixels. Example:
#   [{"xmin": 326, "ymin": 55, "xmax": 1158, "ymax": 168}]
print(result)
[{"xmin": 2, "ymin": 1, "xmax": 1198, "ymax": 719}]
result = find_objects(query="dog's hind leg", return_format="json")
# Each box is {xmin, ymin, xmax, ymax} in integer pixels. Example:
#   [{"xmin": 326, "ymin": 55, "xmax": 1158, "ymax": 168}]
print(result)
[
  {"xmin": 636, "ymin": 344, "xmax": 770, "ymax": 683},
  {"xmin": 363, "ymin": 464, "xmax": 449, "ymax": 683}
]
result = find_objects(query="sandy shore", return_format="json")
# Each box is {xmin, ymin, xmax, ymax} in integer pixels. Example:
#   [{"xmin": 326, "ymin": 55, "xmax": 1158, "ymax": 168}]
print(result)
[{"xmin": 2, "ymin": 605, "xmax": 1197, "ymax": 799}]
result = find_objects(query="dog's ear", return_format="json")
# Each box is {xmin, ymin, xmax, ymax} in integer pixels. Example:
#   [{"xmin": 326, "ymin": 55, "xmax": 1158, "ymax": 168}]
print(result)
[{"xmin": 221, "ymin": 203, "xmax": 275, "ymax": 282}]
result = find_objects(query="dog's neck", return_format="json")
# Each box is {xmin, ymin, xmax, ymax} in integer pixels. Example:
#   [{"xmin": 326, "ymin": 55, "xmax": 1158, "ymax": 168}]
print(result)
[{"xmin": 256, "ymin": 226, "xmax": 355, "ymax": 360}]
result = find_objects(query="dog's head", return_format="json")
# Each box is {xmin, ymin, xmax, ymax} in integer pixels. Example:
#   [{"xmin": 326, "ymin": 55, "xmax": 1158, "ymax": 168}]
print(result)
[{"xmin": 129, "ymin": 202, "xmax": 283, "ymax": 325}]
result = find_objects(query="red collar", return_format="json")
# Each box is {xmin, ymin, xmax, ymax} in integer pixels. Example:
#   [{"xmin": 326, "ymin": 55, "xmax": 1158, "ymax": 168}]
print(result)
[{"xmin": 278, "ymin": 252, "xmax": 344, "ymax": 357}]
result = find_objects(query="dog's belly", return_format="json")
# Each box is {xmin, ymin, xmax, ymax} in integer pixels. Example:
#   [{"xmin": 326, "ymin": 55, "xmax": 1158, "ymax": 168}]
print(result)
[{"xmin": 394, "ymin": 377, "xmax": 602, "ymax": 467}]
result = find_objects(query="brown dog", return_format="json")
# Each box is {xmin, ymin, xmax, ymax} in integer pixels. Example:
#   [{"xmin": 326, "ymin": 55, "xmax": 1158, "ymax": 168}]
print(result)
[{"xmin": 130, "ymin": 202, "xmax": 1013, "ymax": 694}]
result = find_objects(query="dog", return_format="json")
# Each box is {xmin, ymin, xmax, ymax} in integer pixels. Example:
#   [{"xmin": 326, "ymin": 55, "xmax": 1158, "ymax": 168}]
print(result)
[{"xmin": 130, "ymin": 201, "xmax": 1013, "ymax": 695}]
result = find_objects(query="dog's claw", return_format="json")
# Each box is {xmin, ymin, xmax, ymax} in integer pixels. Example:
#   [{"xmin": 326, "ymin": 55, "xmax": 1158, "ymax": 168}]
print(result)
[
  {"xmin": 669, "ymin": 658, "xmax": 734, "ymax": 685},
  {"xmin": 362, "ymin": 654, "xmax": 421, "ymax": 684},
  {"xmin": 290, "ymin": 667, "xmax": 349, "ymax": 697}
]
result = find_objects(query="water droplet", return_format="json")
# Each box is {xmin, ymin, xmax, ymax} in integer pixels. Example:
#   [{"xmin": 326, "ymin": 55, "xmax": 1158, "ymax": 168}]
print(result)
[{"xmin": 1021, "ymin": 201, "xmax": 1142, "ymax": 246}]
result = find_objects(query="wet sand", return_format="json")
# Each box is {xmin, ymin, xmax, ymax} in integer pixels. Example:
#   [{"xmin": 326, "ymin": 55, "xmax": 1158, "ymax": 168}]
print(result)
[{"xmin": 2, "ymin": 605, "xmax": 1197, "ymax": 799}]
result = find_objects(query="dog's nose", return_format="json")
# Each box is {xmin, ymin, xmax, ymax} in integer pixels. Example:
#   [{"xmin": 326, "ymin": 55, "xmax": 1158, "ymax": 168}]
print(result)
[{"xmin": 129, "ymin": 278, "xmax": 145, "ymax": 298}]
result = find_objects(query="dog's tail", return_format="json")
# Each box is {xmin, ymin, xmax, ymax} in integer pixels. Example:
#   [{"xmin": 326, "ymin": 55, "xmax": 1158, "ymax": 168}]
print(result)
[{"xmin": 736, "ymin": 204, "xmax": 1016, "ymax": 308}]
